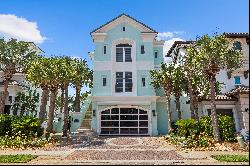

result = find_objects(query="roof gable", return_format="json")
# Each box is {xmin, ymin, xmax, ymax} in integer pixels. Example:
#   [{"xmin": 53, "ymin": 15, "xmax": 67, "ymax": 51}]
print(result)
[{"xmin": 90, "ymin": 13, "xmax": 157, "ymax": 34}]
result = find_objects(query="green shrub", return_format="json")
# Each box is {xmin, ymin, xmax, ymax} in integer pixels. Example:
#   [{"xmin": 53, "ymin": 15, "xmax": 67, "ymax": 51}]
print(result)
[
  {"xmin": 199, "ymin": 116, "xmax": 213, "ymax": 136},
  {"xmin": 218, "ymin": 115, "xmax": 236, "ymax": 142},
  {"xmin": 0, "ymin": 115, "xmax": 41, "ymax": 138},
  {"xmin": 199, "ymin": 115, "xmax": 236, "ymax": 142},
  {"xmin": 176, "ymin": 118, "xmax": 199, "ymax": 138}
]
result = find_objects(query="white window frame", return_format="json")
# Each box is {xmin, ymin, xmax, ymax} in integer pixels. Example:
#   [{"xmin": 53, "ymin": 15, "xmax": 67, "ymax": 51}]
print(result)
[
  {"xmin": 116, "ymin": 46, "xmax": 132, "ymax": 62},
  {"xmin": 115, "ymin": 72, "xmax": 132, "ymax": 93}
]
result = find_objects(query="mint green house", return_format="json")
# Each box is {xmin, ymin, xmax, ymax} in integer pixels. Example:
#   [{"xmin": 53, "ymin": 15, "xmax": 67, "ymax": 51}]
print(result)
[{"xmin": 90, "ymin": 14, "xmax": 168, "ymax": 136}]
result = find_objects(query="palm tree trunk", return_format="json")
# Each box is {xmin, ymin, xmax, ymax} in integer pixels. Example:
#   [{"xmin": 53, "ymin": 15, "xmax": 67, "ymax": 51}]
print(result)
[
  {"xmin": 62, "ymin": 83, "xmax": 69, "ymax": 137},
  {"xmin": 39, "ymin": 86, "xmax": 49, "ymax": 123},
  {"xmin": 193, "ymin": 95, "xmax": 199, "ymax": 120},
  {"xmin": 187, "ymin": 80, "xmax": 195, "ymax": 119},
  {"xmin": 0, "ymin": 80, "xmax": 9, "ymax": 114},
  {"xmin": 60, "ymin": 87, "xmax": 64, "ymax": 113},
  {"xmin": 175, "ymin": 95, "xmax": 181, "ymax": 120},
  {"xmin": 75, "ymin": 83, "xmax": 81, "ymax": 112},
  {"xmin": 46, "ymin": 89, "xmax": 57, "ymax": 134},
  {"xmin": 166, "ymin": 96, "xmax": 172, "ymax": 133},
  {"xmin": 210, "ymin": 77, "xmax": 221, "ymax": 142}
]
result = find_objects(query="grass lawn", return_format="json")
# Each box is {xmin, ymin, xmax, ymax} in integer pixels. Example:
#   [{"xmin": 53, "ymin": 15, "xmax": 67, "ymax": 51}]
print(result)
[
  {"xmin": 212, "ymin": 154, "xmax": 249, "ymax": 162},
  {"xmin": 0, "ymin": 154, "xmax": 37, "ymax": 163}
]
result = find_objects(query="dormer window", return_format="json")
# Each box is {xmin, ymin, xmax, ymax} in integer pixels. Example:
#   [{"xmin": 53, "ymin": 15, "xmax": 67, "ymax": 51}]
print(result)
[
  {"xmin": 233, "ymin": 41, "xmax": 242, "ymax": 50},
  {"xmin": 116, "ymin": 44, "xmax": 132, "ymax": 62}
]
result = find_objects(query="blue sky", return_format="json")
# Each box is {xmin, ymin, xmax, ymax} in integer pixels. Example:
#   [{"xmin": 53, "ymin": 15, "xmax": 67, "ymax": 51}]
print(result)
[{"xmin": 0, "ymin": 0, "xmax": 249, "ymax": 95}]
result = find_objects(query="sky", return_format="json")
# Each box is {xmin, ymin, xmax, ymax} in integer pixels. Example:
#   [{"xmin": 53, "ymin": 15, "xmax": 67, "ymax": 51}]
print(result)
[{"xmin": 0, "ymin": 0, "xmax": 249, "ymax": 95}]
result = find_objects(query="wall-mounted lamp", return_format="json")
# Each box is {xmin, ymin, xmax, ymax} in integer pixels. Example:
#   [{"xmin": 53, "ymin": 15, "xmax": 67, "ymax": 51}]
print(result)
[
  {"xmin": 152, "ymin": 110, "xmax": 156, "ymax": 116},
  {"xmin": 93, "ymin": 110, "xmax": 96, "ymax": 116},
  {"xmin": 245, "ymin": 108, "xmax": 249, "ymax": 113}
]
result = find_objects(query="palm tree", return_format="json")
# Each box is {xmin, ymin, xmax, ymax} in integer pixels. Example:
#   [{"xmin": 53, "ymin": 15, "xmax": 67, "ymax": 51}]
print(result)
[
  {"xmin": 60, "ymin": 56, "xmax": 74, "ymax": 137},
  {"xmin": 46, "ymin": 57, "xmax": 61, "ymax": 134},
  {"xmin": 150, "ymin": 63, "xmax": 175, "ymax": 132},
  {"xmin": 0, "ymin": 38, "xmax": 38, "ymax": 114},
  {"xmin": 71, "ymin": 58, "xmax": 92, "ymax": 112},
  {"xmin": 189, "ymin": 33, "xmax": 242, "ymax": 142},
  {"xmin": 171, "ymin": 66, "xmax": 187, "ymax": 120},
  {"xmin": 26, "ymin": 56, "xmax": 50, "ymax": 123}
]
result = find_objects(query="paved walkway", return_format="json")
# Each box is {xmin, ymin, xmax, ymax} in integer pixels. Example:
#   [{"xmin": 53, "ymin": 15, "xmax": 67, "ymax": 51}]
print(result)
[{"xmin": 0, "ymin": 136, "xmax": 249, "ymax": 165}]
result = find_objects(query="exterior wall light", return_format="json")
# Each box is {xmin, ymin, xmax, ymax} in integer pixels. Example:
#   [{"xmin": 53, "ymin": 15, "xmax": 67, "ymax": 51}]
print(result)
[
  {"xmin": 152, "ymin": 110, "xmax": 156, "ymax": 116},
  {"xmin": 245, "ymin": 108, "xmax": 249, "ymax": 113},
  {"xmin": 93, "ymin": 110, "xmax": 96, "ymax": 116}
]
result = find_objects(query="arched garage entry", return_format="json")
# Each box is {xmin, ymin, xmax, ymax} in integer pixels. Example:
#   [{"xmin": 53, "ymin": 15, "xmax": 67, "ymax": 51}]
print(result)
[{"xmin": 100, "ymin": 106, "xmax": 149, "ymax": 135}]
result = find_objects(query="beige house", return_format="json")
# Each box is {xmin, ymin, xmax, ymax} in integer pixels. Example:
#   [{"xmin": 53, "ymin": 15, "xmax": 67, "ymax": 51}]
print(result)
[{"xmin": 166, "ymin": 32, "xmax": 249, "ymax": 132}]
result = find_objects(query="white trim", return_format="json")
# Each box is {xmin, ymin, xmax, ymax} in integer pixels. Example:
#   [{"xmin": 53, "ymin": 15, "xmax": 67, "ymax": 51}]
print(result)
[
  {"xmin": 91, "ymin": 33, "xmax": 107, "ymax": 42},
  {"xmin": 91, "ymin": 15, "xmax": 155, "ymax": 34},
  {"xmin": 111, "ymin": 38, "xmax": 137, "ymax": 96},
  {"xmin": 141, "ymin": 33, "xmax": 157, "ymax": 42}
]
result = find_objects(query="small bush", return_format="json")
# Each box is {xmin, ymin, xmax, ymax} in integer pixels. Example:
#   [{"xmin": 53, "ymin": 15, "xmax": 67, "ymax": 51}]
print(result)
[
  {"xmin": 176, "ymin": 118, "xmax": 199, "ymax": 138},
  {"xmin": 199, "ymin": 116, "xmax": 213, "ymax": 136}
]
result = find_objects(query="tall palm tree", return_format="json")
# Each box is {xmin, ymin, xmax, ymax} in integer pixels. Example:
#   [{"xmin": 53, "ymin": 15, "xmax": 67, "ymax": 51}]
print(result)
[
  {"xmin": 0, "ymin": 38, "xmax": 38, "ymax": 114},
  {"xmin": 46, "ymin": 57, "xmax": 61, "ymax": 134},
  {"xmin": 71, "ymin": 58, "xmax": 92, "ymax": 112},
  {"xmin": 26, "ymin": 56, "xmax": 50, "ymax": 123}
]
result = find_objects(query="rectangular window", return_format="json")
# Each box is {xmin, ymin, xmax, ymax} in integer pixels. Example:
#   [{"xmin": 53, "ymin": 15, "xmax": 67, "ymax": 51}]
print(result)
[
  {"xmin": 115, "ymin": 72, "xmax": 132, "ymax": 93},
  {"xmin": 141, "ymin": 45, "xmax": 145, "ymax": 54},
  {"xmin": 122, "ymin": 26, "xmax": 126, "ymax": 31},
  {"xmin": 234, "ymin": 76, "xmax": 241, "ymax": 85},
  {"xmin": 115, "ymin": 72, "xmax": 123, "ymax": 92},
  {"xmin": 154, "ymin": 51, "xmax": 158, "ymax": 58},
  {"xmin": 142, "ymin": 77, "xmax": 146, "ymax": 87},
  {"xmin": 125, "ymin": 72, "xmax": 132, "ymax": 92},
  {"xmin": 116, "ymin": 44, "xmax": 132, "ymax": 62},
  {"xmin": 103, "ymin": 46, "xmax": 107, "ymax": 54},
  {"xmin": 102, "ymin": 77, "xmax": 107, "ymax": 86}
]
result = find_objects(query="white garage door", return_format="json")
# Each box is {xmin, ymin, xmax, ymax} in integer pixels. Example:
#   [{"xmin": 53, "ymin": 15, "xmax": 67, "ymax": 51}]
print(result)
[{"xmin": 100, "ymin": 107, "xmax": 149, "ymax": 135}]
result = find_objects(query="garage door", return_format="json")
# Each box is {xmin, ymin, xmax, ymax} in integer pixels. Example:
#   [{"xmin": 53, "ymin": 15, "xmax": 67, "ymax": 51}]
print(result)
[{"xmin": 100, "ymin": 107, "xmax": 149, "ymax": 135}]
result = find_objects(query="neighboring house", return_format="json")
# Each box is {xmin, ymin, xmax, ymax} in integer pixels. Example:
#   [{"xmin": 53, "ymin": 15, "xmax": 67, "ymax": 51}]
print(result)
[
  {"xmin": 166, "ymin": 32, "xmax": 249, "ymax": 132},
  {"xmin": 0, "ymin": 42, "xmax": 44, "ymax": 116},
  {"xmin": 90, "ymin": 14, "xmax": 168, "ymax": 136}
]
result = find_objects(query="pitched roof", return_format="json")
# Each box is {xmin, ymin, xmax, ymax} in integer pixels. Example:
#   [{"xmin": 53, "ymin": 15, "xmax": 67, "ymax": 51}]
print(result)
[
  {"xmin": 166, "ymin": 40, "xmax": 194, "ymax": 57},
  {"xmin": 199, "ymin": 94, "xmax": 238, "ymax": 101},
  {"xmin": 90, "ymin": 13, "xmax": 157, "ymax": 34},
  {"xmin": 226, "ymin": 85, "xmax": 249, "ymax": 96},
  {"xmin": 223, "ymin": 32, "xmax": 249, "ymax": 38}
]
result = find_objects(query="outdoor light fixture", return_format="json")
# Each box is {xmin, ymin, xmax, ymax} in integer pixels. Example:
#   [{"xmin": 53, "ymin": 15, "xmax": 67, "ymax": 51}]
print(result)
[
  {"xmin": 93, "ymin": 110, "xmax": 96, "ymax": 116},
  {"xmin": 245, "ymin": 108, "xmax": 249, "ymax": 113},
  {"xmin": 152, "ymin": 110, "xmax": 156, "ymax": 116}
]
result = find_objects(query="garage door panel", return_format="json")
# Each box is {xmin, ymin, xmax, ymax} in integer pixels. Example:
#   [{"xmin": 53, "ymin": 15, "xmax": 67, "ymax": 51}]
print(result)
[{"xmin": 100, "ymin": 107, "xmax": 149, "ymax": 135}]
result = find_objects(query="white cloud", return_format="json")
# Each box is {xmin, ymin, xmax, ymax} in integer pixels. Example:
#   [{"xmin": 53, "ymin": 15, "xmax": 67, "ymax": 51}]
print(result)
[
  {"xmin": 157, "ymin": 31, "xmax": 185, "ymax": 40},
  {"xmin": 0, "ymin": 14, "xmax": 46, "ymax": 44}
]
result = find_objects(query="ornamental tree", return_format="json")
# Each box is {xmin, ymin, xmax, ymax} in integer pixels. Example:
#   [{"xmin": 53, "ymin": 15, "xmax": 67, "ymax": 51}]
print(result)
[
  {"xmin": 0, "ymin": 38, "xmax": 38, "ymax": 114},
  {"xmin": 190, "ymin": 33, "xmax": 242, "ymax": 142},
  {"xmin": 150, "ymin": 63, "xmax": 175, "ymax": 132}
]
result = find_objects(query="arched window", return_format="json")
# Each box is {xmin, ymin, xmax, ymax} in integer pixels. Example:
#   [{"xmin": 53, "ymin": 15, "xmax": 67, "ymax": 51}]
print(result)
[
  {"xmin": 233, "ymin": 41, "xmax": 242, "ymax": 50},
  {"xmin": 116, "ymin": 44, "xmax": 132, "ymax": 62}
]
